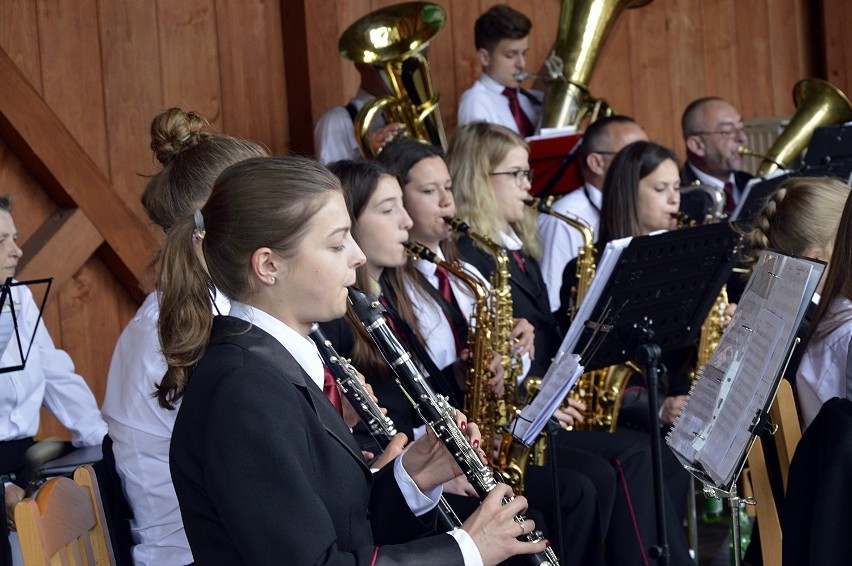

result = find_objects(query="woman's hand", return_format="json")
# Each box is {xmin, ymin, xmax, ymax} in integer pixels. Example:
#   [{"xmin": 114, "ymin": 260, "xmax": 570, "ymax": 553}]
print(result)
[
  {"xmin": 721, "ymin": 303, "xmax": 737, "ymax": 330},
  {"xmin": 442, "ymin": 473, "xmax": 478, "ymax": 497},
  {"xmin": 553, "ymin": 397, "xmax": 586, "ymax": 430},
  {"xmin": 401, "ymin": 410, "xmax": 485, "ymax": 492},
  {"xmin": 340, "ymin": 370, "xmax": 377, "ymax": 429},
  {"xmin": 510, "ymin": 318, "xmax": 535, "ymax": 360},
  {"xmin": 362, "ymin": 432, "xmax": 408, "ymax": 470},
  {"xmin": 5, "ymin": 483, "xmax": 24, "ymax": 532},
  {"xmin": 661, "ymin": 395, "xmax": 688, "ymax": 425},
  {"xmin": 487, "ymin": 351, "xmax": 505, "ymax": 398},
  {"xmin": 367, "ymin": 123, "xmax": 405, "ymax": 155},
  {"xmin": 462, "ymin": 484, "xmax": 549, "ymax": 566}
]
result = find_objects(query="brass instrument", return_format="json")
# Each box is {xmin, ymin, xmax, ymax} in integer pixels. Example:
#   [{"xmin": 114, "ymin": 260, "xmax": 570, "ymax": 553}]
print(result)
[
  {"xmin": 740, "ymin": 78, "xmax": 852, "ymax": 178},
  {"xmin": 677, "ymin": 182, "xmax": 727, "ymax": 226},
  {"xmin": 339, "ymin": 2, "xmax": 448, "ymax": 158},
  {"xmin": 524, "ymin": 198, "xmax": 634, "ymax": 431},
  {"xmin": 525, "ymin": 198, "xmax": 596, "ymax": 320},
  {"xmin": 691, "ymin": 286, "xmax": 729, "ymax": 382},
  {"xmin": 446, "ymin": 218, "xmax": 534, "ymax": 491},
  {"xmin": 401, "ymin": 242, "xmax": 499, "ymax": 447},
  {"xmin": 538, "ymin": 0, "xmax": 654, "ymax": 129}
]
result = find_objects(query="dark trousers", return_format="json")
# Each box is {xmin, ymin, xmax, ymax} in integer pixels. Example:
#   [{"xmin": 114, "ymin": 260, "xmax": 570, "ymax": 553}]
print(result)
[
  {"xmin": 557, "ymin": 428, "xmax": 694, "ymax": 566},
  {"xmin": 1, "ymin": 437, "xmax": 35, "ymax": 566}
]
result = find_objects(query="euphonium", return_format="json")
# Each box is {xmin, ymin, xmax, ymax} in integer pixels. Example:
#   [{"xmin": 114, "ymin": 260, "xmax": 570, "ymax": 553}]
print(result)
[
  {"xmin": 740, "ymin": 78, "xmax": 852, "ymax": 178},
  {"xmin": 538, "ymin": 0, "xmax": 654, "ymax": 129},
  {"xmin": 338, "ymin": 2, "xmax": 448, "ymax": 158}
]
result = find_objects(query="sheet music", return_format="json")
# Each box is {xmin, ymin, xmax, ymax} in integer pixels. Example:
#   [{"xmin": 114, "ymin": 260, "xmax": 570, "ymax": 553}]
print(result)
[
  {"xmin": 667, "ymin": 251, "xmax": 824, "ymax": 490},
  {"xmin": 509, "ymin": 352, "xmax": 583, "ymax": 446},
  {"xmin": 558, "ymin": 236, "xmax": 632, "ymax": 356}
]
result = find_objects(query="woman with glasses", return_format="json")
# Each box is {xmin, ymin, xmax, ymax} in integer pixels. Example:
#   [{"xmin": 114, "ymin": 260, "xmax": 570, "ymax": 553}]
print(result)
[{"xmin": 448, "ymin": 122, "xmax": 694, "ymax": 566}]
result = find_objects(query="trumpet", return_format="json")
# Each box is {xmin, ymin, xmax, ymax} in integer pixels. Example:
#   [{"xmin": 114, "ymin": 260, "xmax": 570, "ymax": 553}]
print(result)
[{"xmin": 348, "ymin": 287, "xmax": 559, "ymax": 566}]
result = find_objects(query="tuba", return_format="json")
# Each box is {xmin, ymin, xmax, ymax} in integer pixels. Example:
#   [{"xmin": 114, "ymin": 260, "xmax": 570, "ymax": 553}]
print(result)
[
  {"xmin": 538, "ymin": 0, "xmax": 654, "ymax": 129},
  {"xmin": 339, "ymin": 2, "xmax": 448, "ymax": 158},
  {"xmin": 739, "ymin": 78, "xmax": 852, "ymax": 178}
]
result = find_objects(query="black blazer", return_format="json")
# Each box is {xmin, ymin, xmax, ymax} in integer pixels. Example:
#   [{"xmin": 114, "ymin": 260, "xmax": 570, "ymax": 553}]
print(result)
[
  {"xmin": 170, "ymin": 316, "xmax": 462, "ymax": 566},
  {"xmin": 680, "ymin": 163, "xmax": 753, "ymax": 195},
  {"xmin": 457, "ymin": 236, "xmax": 563, "ymax": 377}
]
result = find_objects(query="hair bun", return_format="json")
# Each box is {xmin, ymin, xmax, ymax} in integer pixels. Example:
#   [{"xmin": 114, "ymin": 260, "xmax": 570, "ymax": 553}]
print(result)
[{"xmin": 150, "ymin": 108, "xmax": 212, "ymax": 165}]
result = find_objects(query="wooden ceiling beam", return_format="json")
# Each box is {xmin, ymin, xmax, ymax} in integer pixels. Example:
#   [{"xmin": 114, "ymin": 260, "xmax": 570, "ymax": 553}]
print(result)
[{"xmin": 0, "ymin": 47, "xmax": 157, "ymax": 289}]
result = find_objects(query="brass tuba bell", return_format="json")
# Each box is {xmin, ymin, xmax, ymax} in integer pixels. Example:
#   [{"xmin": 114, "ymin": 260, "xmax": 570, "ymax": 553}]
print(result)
[
  {"xmin": 338, "ymin": 2, "xmax": 448, "ymax": 158},
  {"xmin": 741, "ymin": 78, "xmax": 852, "ymax": 178},
  {"xmin": 538, "ymin": 0, "xmax": 654, "ymax": 130}
]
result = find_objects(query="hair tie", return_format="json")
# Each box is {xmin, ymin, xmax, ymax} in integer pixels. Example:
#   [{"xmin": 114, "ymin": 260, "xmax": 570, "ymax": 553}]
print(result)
[
  {"xmin": 179, "ymin": 133, "xmax": 192, "ymax": 143},
  {"xmin": 192, "ymin": 209, "xmax": 206, "ymax": 243}
]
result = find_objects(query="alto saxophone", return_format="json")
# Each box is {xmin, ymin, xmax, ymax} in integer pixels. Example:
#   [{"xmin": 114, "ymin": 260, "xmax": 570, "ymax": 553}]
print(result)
[
  {"xmin": 308, "ymin": 323, "xmax": 463, "ymax": 530},
  {"xmin": 348, "ymin": 288, "xmax": 559, "ymax": 566},
  {"xmin": 524, "ymin": 198, "xmax": 634, "ymax": 432},
  {"xmin": 446, "ymin": 219, "xmax": 536, "ymax": 492}
]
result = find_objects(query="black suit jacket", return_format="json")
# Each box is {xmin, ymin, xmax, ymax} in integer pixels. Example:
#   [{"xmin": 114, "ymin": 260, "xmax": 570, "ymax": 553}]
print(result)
[
  {"xmin": 457, "ymin": 237, "xmax": 563, "ymax": 377},
  {"xmin": 680, "ymin": 163, "xmax": 753, "ymax": 196},
  {"xmin": 170, "ymin": 316, "xmax": 462, "ymax": 566}
]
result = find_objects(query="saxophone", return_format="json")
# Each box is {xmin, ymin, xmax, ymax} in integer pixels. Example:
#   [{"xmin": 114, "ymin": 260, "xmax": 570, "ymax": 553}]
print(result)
[
  {"xmin": 348, "ymin": 288, "xmax": 559, "ymax": 566},
  {"xmin": 523, "ymin": 198, "xmax": 635, "ymax": 432},
  {"xmin": 401, "ymin": 242, "xmax": 498, "ymax": 448},
  {"xmin": 309, "ymin": 323, "xmax": 463, "ymax": 530},
  {"xmin": 446, "ymin": 218, "xmax": 536, "ymax": 492}
]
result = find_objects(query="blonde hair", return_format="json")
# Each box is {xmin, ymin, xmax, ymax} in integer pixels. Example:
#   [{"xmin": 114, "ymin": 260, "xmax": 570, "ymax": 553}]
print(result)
[
  {"xmin": 742, "ymin": 176, "xmax": 851, "ymax": 269},
  {"xmin": 446, "ymin": 122, "xmax": 541, "ymax": 259}
]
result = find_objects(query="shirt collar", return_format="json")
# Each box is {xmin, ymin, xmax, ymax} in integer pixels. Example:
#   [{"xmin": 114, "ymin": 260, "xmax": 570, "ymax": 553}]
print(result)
[
  {"xmin": 480, "ymin": 72, "xmax": 508, "ymax": 94},
  {"xmin": 499, "ymin": 228, "xmax": 524, "ymax": 251},
  {"xmin": 688, "ymin": 163, "xmax": 736, "ymax": 189},
  {"xmin": 412, "ymin": 247, "xmax": 446, "ymax": 278},
  {"xmin": 228, "ymin": 301, "xmax": 324, "ymax": 391},
  {"xmin": 584, "ymin": 182, "xmax": 603, "ymax": 208}
]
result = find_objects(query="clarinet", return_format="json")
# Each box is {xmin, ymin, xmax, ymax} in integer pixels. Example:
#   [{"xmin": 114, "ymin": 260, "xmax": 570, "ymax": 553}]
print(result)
[
  {"xmin": 348, "ymin": 288, "xmax": 559, "ymax": 566},
  {"xmin": 308, "ymin": 323, "xmax": 463, "ymax": 531}
]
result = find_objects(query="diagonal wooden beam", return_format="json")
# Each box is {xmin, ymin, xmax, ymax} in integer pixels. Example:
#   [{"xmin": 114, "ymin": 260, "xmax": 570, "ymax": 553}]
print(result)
[
  {"xmin": 0, "ymin": 47, "xmax": 158, "ymax": 291},
  {"xmin": 17, "ymin": 207, "xmax": 103, "ymax": 287}
]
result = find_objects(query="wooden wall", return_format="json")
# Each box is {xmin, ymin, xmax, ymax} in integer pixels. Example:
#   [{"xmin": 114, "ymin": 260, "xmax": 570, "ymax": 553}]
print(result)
[
  {"xmin": 0, "ymin": 0, "xmax": 847, "ymax": 440},
  {"xmin": 298, "ymin": 0, "xmax": 830, "ymax": 158}
]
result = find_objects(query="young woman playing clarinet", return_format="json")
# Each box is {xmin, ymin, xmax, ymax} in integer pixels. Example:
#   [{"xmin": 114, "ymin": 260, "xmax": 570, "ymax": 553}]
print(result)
[{"xmin": 158, "ymin": 155, "xmax": 545, "ymax": 565}]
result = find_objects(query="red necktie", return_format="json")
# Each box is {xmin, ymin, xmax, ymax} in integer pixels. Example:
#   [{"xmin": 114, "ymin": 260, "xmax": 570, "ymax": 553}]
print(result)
[
  {"xmin": 723, "ymin": 181, "xmax": 735, "ymax": 213},
  {"xmin": 511, "ymin": 250, "xmax": 527, "ymax": 273},
  {"xmin": 322, "ymin": 364, "xmax": 343, "ymax": 415},
  {"xmin": 502, "ymin": 88, "xmax": 534, "ymax": 137},
  {"xmin": 434, "ymin": 266, "xmax": 465, "ymax": 355}
]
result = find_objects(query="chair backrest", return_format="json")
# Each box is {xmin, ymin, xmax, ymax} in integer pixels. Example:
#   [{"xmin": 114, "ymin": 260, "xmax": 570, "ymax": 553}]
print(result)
[
  {"xmin": 14, "ymin": 464, "xmax": 116, "ymax": 566},
  {"xmin": 744, "ymin": 379, "xmax": 802, "ymax": 566}
]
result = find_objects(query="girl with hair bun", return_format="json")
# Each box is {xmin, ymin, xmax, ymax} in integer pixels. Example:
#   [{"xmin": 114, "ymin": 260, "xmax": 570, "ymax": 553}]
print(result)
[{"xmin": 101, "ymin": 107, "xmax": 268, "ymax": 565}]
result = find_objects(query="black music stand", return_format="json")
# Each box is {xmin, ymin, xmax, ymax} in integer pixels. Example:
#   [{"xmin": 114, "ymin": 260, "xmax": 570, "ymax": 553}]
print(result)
[
  {"xmin": 0, "ymin": 277, "xmax": 53, "ymax": 566},
  {"xmin": 575, "ymin": 223, "xmax": 741, "ymax": 565}
]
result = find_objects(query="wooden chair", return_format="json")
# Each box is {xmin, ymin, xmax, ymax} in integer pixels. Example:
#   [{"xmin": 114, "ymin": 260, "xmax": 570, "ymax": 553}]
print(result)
[
  {"xmin": 14, "ymin": 464, "xmax": 116, "ymax": 566},
  {"xmin": 744, "ymin": 379, "xmax": 802, "ymax": 566}
]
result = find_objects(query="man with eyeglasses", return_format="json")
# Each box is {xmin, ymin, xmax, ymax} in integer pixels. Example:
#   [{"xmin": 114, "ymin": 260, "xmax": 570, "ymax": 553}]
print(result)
[
  {"xmin": 681, "ymin": 97, "xmax": 753, "ymax": 212},
  {"xmin": 537, "ymin": 115, "xmax": 648, "ymax": 312}
]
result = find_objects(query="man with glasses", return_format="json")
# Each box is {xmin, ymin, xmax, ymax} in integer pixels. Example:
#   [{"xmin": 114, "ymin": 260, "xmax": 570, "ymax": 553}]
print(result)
[
  {"xmin": 681, "ymin": 97, "xmax": 753, "ymax": 212},
  {"xmin": 538, "ymin": 115, "xmax": 648, "ymax": 312}
]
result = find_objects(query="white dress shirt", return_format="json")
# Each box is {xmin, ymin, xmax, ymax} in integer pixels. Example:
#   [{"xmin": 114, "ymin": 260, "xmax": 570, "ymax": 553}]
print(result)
[
  {"xmin": 686, "ymin": 163, "xmax": 742, "ymax": 204},
  {"xmin": 102, "ymin": 291, "xmax": 229, "ymax": 566},
  {"xmin": 457, "ymin": 73, "xmax": 542, "ymax": 134},
  {"xmin": 797, "ymin": 295, "xmax": 852, "ymax": 429},
  {"xmin": 228, "ymin": 301, "xmax": 482, "ymax": 566},
  {"xmin": 0, "ymin": 282, "xmax": 106, "ymax": 446},
  {"xmin": 313, "ymin": 89, "xmax": 377, "ymax": 165},
  {"xmin": 537, "ymin": 183, "xmax": 602, "ymax": 312}
]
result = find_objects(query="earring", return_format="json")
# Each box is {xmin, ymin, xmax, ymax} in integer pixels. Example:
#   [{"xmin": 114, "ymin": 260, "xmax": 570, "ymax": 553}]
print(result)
[{"xmin": 270, "ymin": 277, "xmax": 276, "ymax": 285}]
